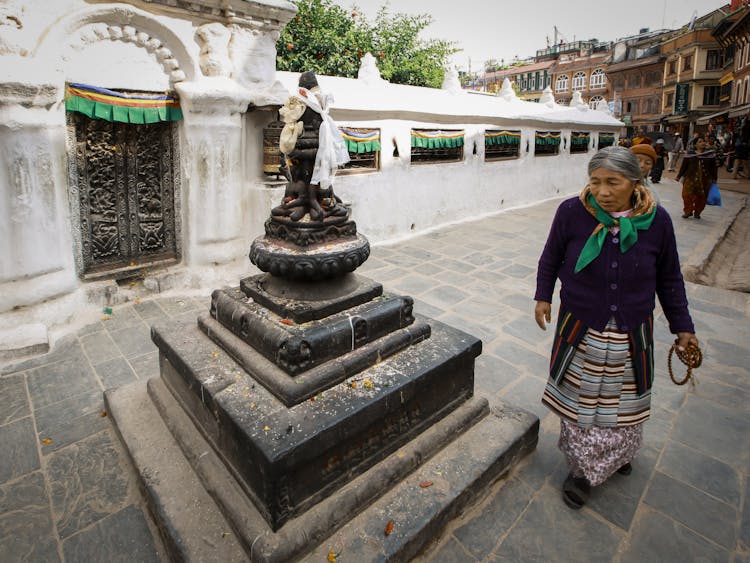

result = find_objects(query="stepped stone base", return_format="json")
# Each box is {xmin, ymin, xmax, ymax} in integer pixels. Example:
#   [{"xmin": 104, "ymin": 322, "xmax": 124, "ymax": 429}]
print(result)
[
  {"xmin": 105, "ymin": 272, "xmax": 539, "ymax": 561},
  {"xmin": 106, "ymin": 376, "xmax": 538, "ymax": 563}
]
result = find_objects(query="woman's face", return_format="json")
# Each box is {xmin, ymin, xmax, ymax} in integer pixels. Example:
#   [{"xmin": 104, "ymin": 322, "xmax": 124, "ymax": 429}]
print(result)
[
  {"xmin": 695, "ymin": 138, "xmax": 707, "ymax": 151},
  {"xmin": 589, "ymin": 167, "xmax": 637, "ymax": 213},
  {"xmin": 636, "ymin": 154, "xmax": 654, "ymax": 178}
]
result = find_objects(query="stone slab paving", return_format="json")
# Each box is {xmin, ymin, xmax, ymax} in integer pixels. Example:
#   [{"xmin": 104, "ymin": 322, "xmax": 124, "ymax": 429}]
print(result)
[{"xmin": 0, "ymin": 179, "xmax": 747, "ymax": 562}]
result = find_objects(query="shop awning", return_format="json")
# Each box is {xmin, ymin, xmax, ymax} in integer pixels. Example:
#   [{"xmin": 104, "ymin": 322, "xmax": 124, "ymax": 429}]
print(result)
[
  {"xmin": 663, "ymin": 114, "xmax": 690, "ymax": 124},
  {"xmin": 728, "ymin": 103, "xmax": 750, "ymax": 118},
  {"xmin": 65, "ymin": 82, "xmax": 183, "ymax": 123},
  {"xmin": 696, "ymin": 109, "xmax": 729, "ymax": 125}
]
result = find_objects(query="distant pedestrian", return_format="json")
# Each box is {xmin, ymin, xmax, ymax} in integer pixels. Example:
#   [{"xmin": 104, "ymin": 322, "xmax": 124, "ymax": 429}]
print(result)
[
  {"xmin": 650, "ymin": 139, "xmax": 666, "ymax": 183},
  {"xmin": 676, "ymin": 137, "xmax": 717, "ymax": 219},
  {"xmin": 534, "ymin": 146, "xmax": 698, "ymax": 510},
  {"xmin": 667, "ymin": 133, "xmax": 683, "ymax": 171},
  {"xmin": 733, "ymin": 137, "xmax": 749, "ymax": 179}
]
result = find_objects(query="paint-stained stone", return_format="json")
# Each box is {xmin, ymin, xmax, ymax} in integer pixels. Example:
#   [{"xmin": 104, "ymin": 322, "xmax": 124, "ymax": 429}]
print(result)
[
  {"xmin": 657, "ymin": 441, "xmax": 742, "ymax": 507},
  {"xmin": 0, "ymin": 417, "xmax": 39, "ymax": 484},
  {"xmin": 47, "ymin": 431, "xmax": 130, "ymax": 538},
  {"xmin": 644, "ymin": 471, "xmax": 738, "ymax": 549},
  {"xmin": 0, "ymin": 374, "xmax": 29, "ymax": 425},
  {"xmin": 0, "ymin": 472, "xmax": 59, "ymax": 563},
  {"xmin": 452, "ymin": 477, "xmax": 535, "ymax": 560},
  {"xmin": 35, "ymin": 390, "xmax": 108, "ymax": 454},
  {"xmin": 62, "ymin": 505, "xmax": 160, "ymax": 563},
  {"xmin": 492, "ymin": 482, "xmax": 623, "ymax": 562},
  {"xmin": 619, "ymin": 507, "xmax": 730, "ymax": 563}
]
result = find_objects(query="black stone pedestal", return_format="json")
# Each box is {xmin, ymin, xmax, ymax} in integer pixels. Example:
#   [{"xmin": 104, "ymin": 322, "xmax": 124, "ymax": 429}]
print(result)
[{"xmin": 106, "ymin": 274, "xmax": 539, "ymax": 561}]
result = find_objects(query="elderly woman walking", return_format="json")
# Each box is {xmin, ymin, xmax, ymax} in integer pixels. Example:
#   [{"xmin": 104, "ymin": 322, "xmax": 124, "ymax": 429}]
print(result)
[{"xmin": 534, "ymin": 146, "xmax": 699, "ymax": 509}]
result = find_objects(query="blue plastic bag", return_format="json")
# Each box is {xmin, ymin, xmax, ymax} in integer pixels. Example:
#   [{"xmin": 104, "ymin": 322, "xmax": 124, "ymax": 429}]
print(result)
[{"xmin": 707, "ymin": 183, "xmax": 722, "ymax": 206}]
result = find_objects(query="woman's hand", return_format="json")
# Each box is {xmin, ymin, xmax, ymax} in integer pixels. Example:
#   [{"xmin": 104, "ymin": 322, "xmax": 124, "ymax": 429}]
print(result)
[
  {"xmin": 675, "ymin": 332, "xmax": 699, "ymax": 351},
  {"xmin": 535, "ymin": 301, "xmax": 552, "ymax": 330}
]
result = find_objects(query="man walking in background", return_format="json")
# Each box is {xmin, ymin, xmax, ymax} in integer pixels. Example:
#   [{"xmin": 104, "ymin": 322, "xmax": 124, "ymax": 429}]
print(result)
[{"xmin": 668, "ymin": 132, "xmax": 683, "ymax": 172}]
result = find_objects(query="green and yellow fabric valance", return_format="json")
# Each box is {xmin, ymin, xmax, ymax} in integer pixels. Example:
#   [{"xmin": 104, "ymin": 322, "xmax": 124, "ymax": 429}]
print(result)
[
  {"xmin": 485, "ymin": 130, "xmax": 521, "ymax": 145},
  {"xmin": 571, "ymin": 131, "xmax": 591, "ymax": 145},
  {"xmin": 599, "ymin": 132, "xmax": 616, "ymax": 142},
  {"xmin": 65, "ymin": 82, "xmax": 183, "ymax": 124},
  {"xmin": 411, "ymin": 129, "xmax": 465, "ymax": 149},
  {"xmin": 535, "ymin": 131, "xmax": 561, "ymax": 145},
  {"xmin": 340, "ymin": 128, "xmax": 381, "ymax": 153}
]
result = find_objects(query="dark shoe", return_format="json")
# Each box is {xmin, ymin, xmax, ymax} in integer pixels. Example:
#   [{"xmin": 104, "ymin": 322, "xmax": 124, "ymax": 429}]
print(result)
[
  {"xmin": 562, "ymin": 474, "xmax": 590, "ymax": 509},
  {"xmin": 617, "ymin": 463, "xmax": 632, "ymax": 476},
  {"xmin": 682, "ymin": 213, "xmax": 692, "ymax": 218},
  {"xmin": 694, "ymin": 214, "xmax": 701, "ymax": 219}
]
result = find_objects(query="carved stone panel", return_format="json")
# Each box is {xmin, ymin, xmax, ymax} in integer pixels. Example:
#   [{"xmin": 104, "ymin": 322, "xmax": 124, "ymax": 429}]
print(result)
[{"xmin": 71, "ymin": 113, "xmax": 179, "ymax": 276}]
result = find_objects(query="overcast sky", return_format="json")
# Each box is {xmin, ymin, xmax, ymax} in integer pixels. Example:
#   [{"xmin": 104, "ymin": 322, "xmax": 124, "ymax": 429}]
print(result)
[{"xmin": 331, "ymin": 0, "xmax": 730, "ymax": 70}]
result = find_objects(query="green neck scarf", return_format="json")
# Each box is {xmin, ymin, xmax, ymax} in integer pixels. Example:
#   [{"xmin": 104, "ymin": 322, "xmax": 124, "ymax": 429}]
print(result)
[{"xmin": 574, "ymin": 193, "xmax": 657, "ymax": 273}]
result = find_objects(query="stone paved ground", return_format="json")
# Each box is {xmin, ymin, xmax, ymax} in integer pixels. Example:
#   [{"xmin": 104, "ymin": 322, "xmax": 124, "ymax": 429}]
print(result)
[{"xmin": 1, "ymin": 177, "xmax": 748, "ymax": 562}]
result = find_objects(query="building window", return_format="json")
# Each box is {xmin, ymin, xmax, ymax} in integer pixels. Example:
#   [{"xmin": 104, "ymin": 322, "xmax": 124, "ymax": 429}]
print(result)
[
  {"xmin": 535, "ymin": 131, "xmax": 561, "ymax": 156},
  {"xmin": 410, "ymin": 129, "xmax": 464, "ymax": 163},
  {"xmin": 535, "ymin": 71, "xmax": 541, "ymax": 90},
  {"xmin": 706, "ymin": 49, "xmax": 722, "ymax": 70},
  {"xmin": 572, "ymin": 72, "xmax": 586, "ymax": 91},
  {"xmin": 598, "ymin": 132, "xmax": 616, "ymax": 149},
  {"xmin": 555, "ymin": 74, "xmax": 569, "ymax": 93},
  {"xmin": 702, "ymin": 86, "xmax": 721, "ymax": 106},
  {"xmin": 590, "ymin": 69, "xmax": 606, "ymax": 89},
  {"xmin": 737, "ymin": 83, "xmax": 743, "ymax": 105},
  {"xmin": 666, "ymin": 92, "xmax": 674, "ymax": 108},
  {"xmin": 683, "ymin": 55, "xmax": 692, "ymax": 72},
  {"xmin": 484, "ymin": 130, "xmax": 521, "ymax": 160},
  {"xmin": 588, "ymin": 95, "xmax": 605, "ymax": 109},
  {"xmin": 668, "ymin": 60, "xmax": 676, "ymax": 75},
  {"xmin": 339, "ymin": 127, "xmax": 381, "ymax": 173},
  {"xmin": 570, "ymin": 131, "xmax": 590, "ymax": 154}
]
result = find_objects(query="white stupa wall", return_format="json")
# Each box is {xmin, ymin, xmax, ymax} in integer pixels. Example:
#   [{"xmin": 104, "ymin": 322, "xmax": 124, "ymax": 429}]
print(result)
[{"xmin": 0, "ymin": 3, "xmax": 620, "ymax": 336}]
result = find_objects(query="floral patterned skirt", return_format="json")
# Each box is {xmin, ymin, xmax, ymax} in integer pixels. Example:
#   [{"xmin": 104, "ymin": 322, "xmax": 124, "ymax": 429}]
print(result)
[{"xmin": 559, "ymin": 419, "xmax": 643, "ymax": 486}]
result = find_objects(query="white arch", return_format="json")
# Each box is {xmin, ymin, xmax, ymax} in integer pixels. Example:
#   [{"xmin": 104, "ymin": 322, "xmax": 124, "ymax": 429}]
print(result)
[{"xmin": 33, "ymin": 4, "xmax": 198, "ymax": 86}]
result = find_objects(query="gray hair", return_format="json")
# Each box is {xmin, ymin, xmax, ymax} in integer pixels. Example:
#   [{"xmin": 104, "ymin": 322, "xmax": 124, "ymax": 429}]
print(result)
[{"xmin": 588, "ymin": 146, "xmax": 642, "ymax": 184}]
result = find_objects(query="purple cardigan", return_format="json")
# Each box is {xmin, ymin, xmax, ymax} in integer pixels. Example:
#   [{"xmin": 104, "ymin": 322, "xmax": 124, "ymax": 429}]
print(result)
[{"xmin": 535, "ymin": 196, "xmax": 694, "ymax": 334}]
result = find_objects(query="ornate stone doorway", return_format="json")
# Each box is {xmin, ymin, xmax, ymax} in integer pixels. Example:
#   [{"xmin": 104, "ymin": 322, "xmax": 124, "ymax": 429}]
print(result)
[{"xmin": 69, "ymin": 112, "xmax": 180, "ymax": 278}]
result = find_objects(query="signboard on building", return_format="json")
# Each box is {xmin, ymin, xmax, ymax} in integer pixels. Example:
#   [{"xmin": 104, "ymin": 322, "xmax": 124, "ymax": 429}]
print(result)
[{"xmin": 675, "ymin": 83, "xmax": 690, "ymax": 115}]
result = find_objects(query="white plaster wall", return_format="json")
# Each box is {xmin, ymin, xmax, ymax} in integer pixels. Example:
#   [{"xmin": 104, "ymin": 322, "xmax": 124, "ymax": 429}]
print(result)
[{"xmin": 328, "ymin": 120, "xmax": 597, "ymax": 243}]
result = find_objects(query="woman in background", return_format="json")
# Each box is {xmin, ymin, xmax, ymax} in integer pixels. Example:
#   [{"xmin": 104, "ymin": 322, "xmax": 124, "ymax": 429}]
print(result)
[{"xmin": 676, "ymin": 136, "xmax": 717, "ymax": 219}]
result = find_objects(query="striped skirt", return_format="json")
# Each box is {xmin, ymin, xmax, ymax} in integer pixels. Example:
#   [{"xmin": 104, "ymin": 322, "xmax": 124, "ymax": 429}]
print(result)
[
  {"xmin": 542, "ymin": 319, "xmax": 651, "ymax": 427},
  {"xmin": 542, "ymin": 318, "xmax": 649, "ymax": 486}
]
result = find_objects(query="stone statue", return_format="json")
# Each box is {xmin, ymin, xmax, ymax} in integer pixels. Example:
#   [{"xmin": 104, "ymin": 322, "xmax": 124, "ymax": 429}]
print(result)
[{"xmin": 272, "ymin": 71, "xmax": 350, "ymax": 222}]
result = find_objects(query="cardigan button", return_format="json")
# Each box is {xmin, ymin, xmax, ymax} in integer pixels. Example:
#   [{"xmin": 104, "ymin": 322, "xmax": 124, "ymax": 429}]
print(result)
[
  {"xmin": 610, "ymin": 283, "xmax": 618, "ymax": 290},
  {"xmin": 611, "ymin": 261, "xmax": 618, "ymax": 268},
  {"xmin": 612, "ymin": 237, "xmax": 619, "ymax": 244},
  {"xmin": 610, "ymin": 304, "xmax": 618, "ymax": 311}
]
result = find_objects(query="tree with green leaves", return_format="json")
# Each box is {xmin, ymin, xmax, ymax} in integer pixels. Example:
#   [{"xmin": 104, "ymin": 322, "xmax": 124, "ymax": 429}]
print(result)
[{"xmin": 276, "ymin": 0, "xmax": 458, "ymax": 88}]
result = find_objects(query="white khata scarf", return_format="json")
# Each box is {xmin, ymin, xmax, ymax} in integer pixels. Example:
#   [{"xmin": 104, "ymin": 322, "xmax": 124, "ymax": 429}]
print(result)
[{"xmin": 293, "ymin": 87, "xmax": 350, "ymax": 189}]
